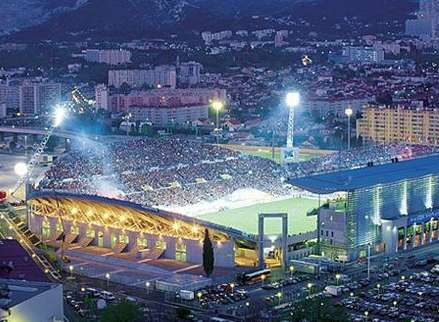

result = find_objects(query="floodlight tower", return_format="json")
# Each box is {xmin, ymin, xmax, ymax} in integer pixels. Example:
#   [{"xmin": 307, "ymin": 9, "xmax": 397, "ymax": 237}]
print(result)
[
  {"xmin": 281, "ymin": 92, "xmax": 300, "ymax": 164},
  {"xmin": 10, "ymin": 106, "xmax": 67, "ymax": 199}
]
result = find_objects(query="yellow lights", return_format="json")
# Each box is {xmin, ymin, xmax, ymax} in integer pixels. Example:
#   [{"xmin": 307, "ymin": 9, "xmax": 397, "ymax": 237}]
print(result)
[
  {"xmin": 276, "ymin": 291, "xmax": 282, "ymax": 299},
  {"xmin": 31, "ymin": 197, "xmax": 230, "ymax": 243},
  {"xmin": 345, "ymin": 107, "xmax": 353, "ymax": 117},
  {"xmin": 211, "ymin": 100, "xmax": 224, "ymax": 112},
  {"xmin": 197, "ymin": 291, "xmax": 203, "ymax": 300}
]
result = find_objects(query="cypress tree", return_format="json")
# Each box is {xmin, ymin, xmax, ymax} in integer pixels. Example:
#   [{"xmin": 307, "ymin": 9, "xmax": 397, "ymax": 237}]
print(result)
[{"xmin": 202, "ymin": 228, "xmax": 214, "ymax": 277}]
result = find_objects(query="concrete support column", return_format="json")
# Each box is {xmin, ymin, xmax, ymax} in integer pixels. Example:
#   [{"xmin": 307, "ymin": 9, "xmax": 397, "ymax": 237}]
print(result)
[
  {"xmin": 282, "ymin": 213, "xmax": 288, "ymax": 268},
  {"xmin": 258, "ymin": 214, "xmax": 265, "ymax": 269},
  {"xmin": 421, "ymin": 222, "xmax": 425, "ymax": 246},
  {"xmin": 403, "ymin": 226, "xmax": 407, "ymax": 250},
  {"xmin": 412, "ymin": 223, "xmax": 417, "ymax": 248}
]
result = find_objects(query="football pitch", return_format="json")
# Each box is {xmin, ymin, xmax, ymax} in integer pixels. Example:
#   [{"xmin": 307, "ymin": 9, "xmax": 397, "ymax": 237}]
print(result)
[{"xmin": 196, "ymin": 197, "xmax": 319, "ymax": 235}]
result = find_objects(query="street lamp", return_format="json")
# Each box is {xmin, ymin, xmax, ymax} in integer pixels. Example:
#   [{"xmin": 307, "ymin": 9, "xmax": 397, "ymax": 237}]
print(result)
[
  {"xmin": 276, "ymin": 291, "xmax": 282, "ymax": 305},
  {"xmin": 289, "ymin": 265, "xmax": 294, "ymax": 277},
  {"xmin": 146, "ymin": 281, "xmax": 151, "ymax": 295},
  {"xmin": 307, "ymin": 283, "xmax": 314, "ymax": 295},
  {"xmin": 335, "ymin": 273, "xmax": 341, "ymax": 286},
  {"xmin": 68, "ymin": 265, "xmax": 74, "ymax": 278},
  {"xmin": 197, "ymin": 291, "xmax": 203, "ymax": 302},
  {"xmin": 345, "ymin": 107, "xmax": 353, "ymax": 150},
  {"xmin": 230, "ymin": 283, "xmax": 235, "ymax": 294},
  {"xmin": 105, "ymin": 273, "xmax": 110, "ymax": 288},
  {"xmin": 211, "ymin": 100, "xmax": 224, "ymax": 144}
]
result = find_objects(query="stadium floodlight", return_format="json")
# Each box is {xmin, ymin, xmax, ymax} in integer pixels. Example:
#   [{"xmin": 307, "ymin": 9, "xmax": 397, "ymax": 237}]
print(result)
[
  {"xmin": 345, "ymin": 107, "xmax": 353, "ymax": 117},
  {"xmin": 211, "ymin": 100, "xmax": 224, "ymax": 144},
  {"xmin": 14, "ymin": 162, "xmax": 28, "ymax": 177},
  {"xmin": 285, "ymin": 92, "xmax": 300, "ymax": 108},
  {"xmin": 53, "ymin": 105, "xmax": 67, "ymax": 127}
]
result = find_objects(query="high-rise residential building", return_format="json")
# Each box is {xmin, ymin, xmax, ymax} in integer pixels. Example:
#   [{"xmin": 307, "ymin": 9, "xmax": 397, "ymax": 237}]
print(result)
[
  {"xmin": 108, "ymin": 66, "xmax": 176, "ymax": 89},
  {"xmin": 0, "ymin": 102, "xmax": 6, "ymax": 118},
  {"xmin": 85, "ymin": 49, "xmax": 131, "ymax": 65},
  {"xmin": 107, "ymin": 88, "xmax": 226, "ymax": 114},
  {"xmin": 95, "ymin": 84, "xmax": 109, "ymax": 110},
  {"xmin": 0, "ymin": 80, "xmax": 20, "ymax": 111},
  {"xmin": 179, "ymin": 62, "xmax": 202, "ymax": 86},
  {"xmin": 357, "ymin": 105, "xmax": 439, "ymax": 145},
  {"xmin": 406, "ymin": 0, "xmax": 439, "ymax": 38},
  {"xmin": 343, "ymin": 46, "xmax": 385, "ymax": 63},
  {"xmin": 18, "ymin": 80, "xmax": 61, "ymax": 115}
]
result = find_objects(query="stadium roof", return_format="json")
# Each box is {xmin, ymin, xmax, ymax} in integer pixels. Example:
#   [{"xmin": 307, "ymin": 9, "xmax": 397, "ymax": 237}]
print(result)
[
  {"xmin": 29, "ymin": 190, "xmax": 256, "ymax": 244},
  {"xmin": 289, "ymin": 155, "xmax": 439, "ymax": 194}
]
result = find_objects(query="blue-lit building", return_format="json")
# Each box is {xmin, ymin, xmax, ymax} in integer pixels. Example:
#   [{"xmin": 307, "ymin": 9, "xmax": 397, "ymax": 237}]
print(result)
[{"xmin": 290, "ymin": 155, "xmax": 439, "ymax": 261}]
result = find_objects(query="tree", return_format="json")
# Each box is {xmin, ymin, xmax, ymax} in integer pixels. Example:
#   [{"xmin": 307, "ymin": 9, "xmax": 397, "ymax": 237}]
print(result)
[
  {"xmin": 99, "ymin": 300, "xmax": 141, "ymax": 322},
  {"xmin": 202, "ymin": 228, "xmax": 214, "ymax": 277},
  {"xmin": 289, "ymin": 297, "xmax": 350, "ymax": 322}
]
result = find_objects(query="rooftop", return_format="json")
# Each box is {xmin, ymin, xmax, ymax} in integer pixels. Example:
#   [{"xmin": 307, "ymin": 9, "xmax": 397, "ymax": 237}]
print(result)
[
  {"xmin": 0, "ymin": 278, "xmax": 59, "ymax": 308},
  {"xmin": 0, "ymin": 239, "xmax": 49, "ymax": 282},
  {"xmin": 289, "ymin": 154, "xmax": 439, "ymax": 194}
]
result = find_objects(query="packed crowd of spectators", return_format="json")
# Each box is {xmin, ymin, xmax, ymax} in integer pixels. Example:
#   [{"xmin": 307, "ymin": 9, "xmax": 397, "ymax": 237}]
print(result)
[
  {"xmin": 39, "ymin": 138, "xmax": 289, "ymax": 207},
  {"xmin": 38, "ymin": 138, "xmax": 439, "ymax": 208},
  {"xmin": 288, "ymin": 144, "xmax": 439, "ymax": 178}
]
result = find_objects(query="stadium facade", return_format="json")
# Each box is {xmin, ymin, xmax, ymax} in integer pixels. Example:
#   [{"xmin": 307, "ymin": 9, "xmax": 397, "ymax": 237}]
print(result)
[
  {"xmin": 290, "ymin": 155, "xmax": 439, "ymax": 262},
  {"xmin": 27, "ymin": 191, "xmax": 258, "ymax": 268}
]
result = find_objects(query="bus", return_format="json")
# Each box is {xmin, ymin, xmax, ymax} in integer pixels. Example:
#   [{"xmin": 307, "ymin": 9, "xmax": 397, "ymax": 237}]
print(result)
[{"xmin": 241, "ymin": 269, "xmax": 271, "ymax": 284}]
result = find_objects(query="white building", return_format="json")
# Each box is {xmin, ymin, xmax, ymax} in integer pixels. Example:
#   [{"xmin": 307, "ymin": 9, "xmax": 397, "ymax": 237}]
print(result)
[
  {"xmin": 85, "ymin": 49, "xmax": 131, "ymax": 65},
  {"xmin": 0, "ymin": 103, "xmax": 6, "ymax": 118},
  {"xmin": 179, "ymin": 62, "xmax": 202, "ymax": 86},
  {"xmin": 304, "ymin": 96, "xmax": 373, "ymax": 118},
  {"xmin": 343, "ymin": 46, "xmax": 385, "ymax": 64},
  {"xmin": 128, "ymin": 104, "xmax": 208, "ymax": 127},
  {"xmin": 18, "ymin": 80, "xmax": 61, "ymax": 115},
  {"xmin": 0, "ymin": 279, "xmax": 64, "ymax": 322},
  {"xmin": 0, "ymin": 81, "xmax": 20, "ymax": 111},
  {"xmin": 108, "ymin": 66, "xmax": 177, "ymax": 89},
  {"xmin": 406, "ymin": 0, "xmax": 439, "ymax": 38},
  {"xmin": 95, "ymin": 84, "xmax": 109, "ymax": 110}
]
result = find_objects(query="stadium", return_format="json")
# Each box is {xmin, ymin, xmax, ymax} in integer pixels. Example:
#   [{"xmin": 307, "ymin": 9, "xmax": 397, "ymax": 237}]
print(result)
[{"xmin": 26, "ymin": 136, "xmax": 439, "ymax": 275}]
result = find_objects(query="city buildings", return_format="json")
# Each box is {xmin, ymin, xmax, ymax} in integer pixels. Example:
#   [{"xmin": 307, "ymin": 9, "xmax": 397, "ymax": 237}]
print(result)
[
  {"xmin": 357, "ymin": 105, "xmax": 439, "ymax": 145},
  {"xmin": 19, "ymin": 80, "xmax": 61, "ymax": 115},
  {"xmin": 330, "ymin": 46, "xmax": 385, "ymax": 64},
  {"xmin": 85, "ymin": 49, "xmax": 131, "ymax": 65},
  {"xmin": 96, "ymin": 86, "xmax": 226, "ymax": 114},
  {"xmin": 128, "ymin": 104, "xmax": 208, "ymax": 127},
  {"xmin": 0, "ymin": 239, "xmax": 64, "ymax": 322},
  {"xmin": 0, "ymin": 79, "xmax": 61, "ymax": 115},
  {"xmin": 406, "ymin": 0, "xmax": 439, "ymax": 38},
  {"xmin": 0, "ymin": 279, "xmax": 64, "ymax": 322},
  {"xmin": 108, "ymin": 66, "xmax": 177, "ymax": 89},
  {"xmin": 178, "ymin": 62, "xmax": 202, "ymax": 86},
  {"xmin": 344, "ymin": 46, "xmax": 385, "ymax": 64},
  {"xmin": 290, "ymin": 155, "xmax": 439, "ymax": 261}
]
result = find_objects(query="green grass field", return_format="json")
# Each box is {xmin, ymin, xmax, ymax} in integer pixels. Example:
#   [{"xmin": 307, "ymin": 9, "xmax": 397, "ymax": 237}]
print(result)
[{"xmin": 196, "ymin": 197, "xmax": 319, "ymax": 235}]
